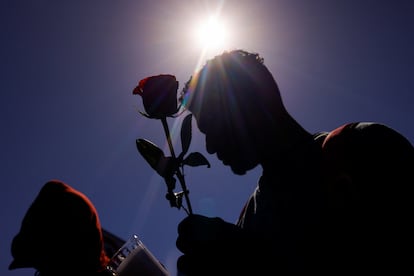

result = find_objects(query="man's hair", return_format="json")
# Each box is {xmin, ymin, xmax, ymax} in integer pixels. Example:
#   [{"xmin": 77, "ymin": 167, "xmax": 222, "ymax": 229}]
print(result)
[{"xmin": 180, "ymin": 49, "xmax": 285, "ymax": 122}]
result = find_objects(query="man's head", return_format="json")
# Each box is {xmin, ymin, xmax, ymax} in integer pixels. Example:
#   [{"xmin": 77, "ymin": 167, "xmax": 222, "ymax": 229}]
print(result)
[
  {"xmin": 9, "ymin": 180, "xmax": 109, "ymax": 274},
  {"xmin": 181, "ymin": 50, "xmax": 285, "ymax": 175}
]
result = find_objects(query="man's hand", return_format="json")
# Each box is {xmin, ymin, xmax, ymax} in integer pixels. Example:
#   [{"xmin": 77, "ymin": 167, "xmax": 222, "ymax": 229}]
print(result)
[{"xmin": 176, "ymin": 214, "xmax": 243, "ymax": 275}]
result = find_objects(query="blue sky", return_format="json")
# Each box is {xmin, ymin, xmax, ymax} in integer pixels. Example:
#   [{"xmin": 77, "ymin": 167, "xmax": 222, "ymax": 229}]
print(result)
[{"xmin": 1, "ymin": 1, "xmax": 413, "ymax": 275}]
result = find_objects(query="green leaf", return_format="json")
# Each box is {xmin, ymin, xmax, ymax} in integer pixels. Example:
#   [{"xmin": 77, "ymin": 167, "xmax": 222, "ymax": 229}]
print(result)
[
  {"xmin": 136, "ymin": 138, "xmax": 164, "ymax": 171},
  {"xmin": 175, "ymin": 191, "xmax": 184, "ymax": 209},
  {"xmin": 166, "ymin": 191, "xmax": 179, "ymax": 208},
  {"xmin": 157, "ymin": 156, "xmax": 178, "ymax": 178},
  {"xmin": 180, "ymin": 114, "xmax": 192, "ymax": 156},
  {"xmin": 183, "ymin": 152, "xmax": 211, "ymax": 168},
  {"xmin": 164, "ymin": 176, "xmax": 176, "ymax": 191},
  {"xmin": 136, "ymin": 139, "xmax": 178, "ymax": 178},
  {"xmin": 165, "ymin": 191, "xmax": 184, "ymax": 209}
]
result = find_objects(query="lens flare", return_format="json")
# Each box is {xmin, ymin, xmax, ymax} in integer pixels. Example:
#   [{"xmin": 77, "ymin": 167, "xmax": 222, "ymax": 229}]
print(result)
[{"xmin": 194, "ymin": 16, "xmax": 230, "ymax": 52}]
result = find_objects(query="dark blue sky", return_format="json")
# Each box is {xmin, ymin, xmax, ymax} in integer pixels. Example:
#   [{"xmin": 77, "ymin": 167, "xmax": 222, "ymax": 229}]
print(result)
[{"xmin": 1, "ymin": 1, "xmax": 413, "ymax": 275}]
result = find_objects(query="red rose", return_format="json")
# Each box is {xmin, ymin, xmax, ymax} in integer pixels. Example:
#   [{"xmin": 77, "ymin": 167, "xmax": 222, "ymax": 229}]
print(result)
[{"xmin": 133, "ymin": 74, "xmax": 179, "ymax": 119}]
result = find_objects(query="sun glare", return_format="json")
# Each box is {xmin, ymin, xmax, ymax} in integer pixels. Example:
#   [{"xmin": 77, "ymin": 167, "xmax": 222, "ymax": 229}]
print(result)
[{"xmin": 194, "ymin": 16, "xmax": 230, "ymax": 52}]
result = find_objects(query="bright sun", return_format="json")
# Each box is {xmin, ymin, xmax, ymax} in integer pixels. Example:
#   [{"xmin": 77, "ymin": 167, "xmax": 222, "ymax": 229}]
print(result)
[{"xmin": 194, "ymin": 16, "xmax": 230, "ymax": 52}]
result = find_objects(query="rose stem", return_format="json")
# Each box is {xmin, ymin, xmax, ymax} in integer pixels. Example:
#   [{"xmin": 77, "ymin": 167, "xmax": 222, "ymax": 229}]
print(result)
[{"xmin": 161, "ymin": 117, "xmax": 193, "ymax": 215}]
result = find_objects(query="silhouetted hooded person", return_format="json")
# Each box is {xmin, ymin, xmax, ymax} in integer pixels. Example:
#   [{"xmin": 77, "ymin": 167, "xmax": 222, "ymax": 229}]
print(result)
[{"xmin": 9, "ymin": 180, "xmax": 111, "ymax": 276}]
